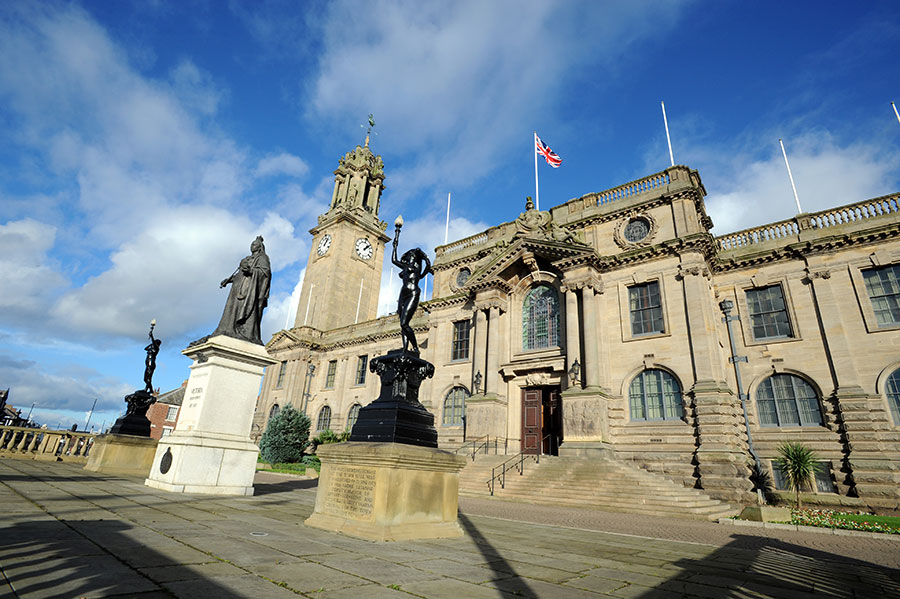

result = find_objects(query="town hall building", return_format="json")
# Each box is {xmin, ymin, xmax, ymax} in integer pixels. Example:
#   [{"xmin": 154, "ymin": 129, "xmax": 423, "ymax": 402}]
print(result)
[{"xmin": 253, "ymin": 137, "xmax": 900, "ymax": 507}]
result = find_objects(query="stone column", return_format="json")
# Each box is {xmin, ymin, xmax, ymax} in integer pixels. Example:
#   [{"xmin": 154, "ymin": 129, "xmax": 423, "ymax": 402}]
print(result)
[
  {"xmin": 680, "ymin": 259, "xmax": 754, "ymax": 504},
  {"xmin": 564, "ymin": 287, "xmax": 581, "ymax": 389},
  {"xmin": 582, "ymin": 287, "xmax": 601, "ymax": 390},
  {"xmin": 806, "ymin": 266, "xmax": 900, "ymax": 503},
  {"xmin": 485, "ymin": 306, "xmax": 501, "ymax": 396},
  {"xmin": 472, "ymin": 308, "xmax": 487, "ymax": 393}
]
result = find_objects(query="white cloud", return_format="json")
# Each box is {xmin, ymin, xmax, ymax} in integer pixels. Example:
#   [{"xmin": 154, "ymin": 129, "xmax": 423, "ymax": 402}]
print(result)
[
  {"xmin": 256, "ymin": 152, "xmax": 309, "ymax": 178},
  {"xmin": 0, "ymin": 219, "xmax": 66, "ymax": 315},
  {"xmin": 697, "ymin": 134, "xmax": 900, "ymax": 234},
  {"xmin": 308, "ymin": 0, "xmax": 690, "ymax": 203}
]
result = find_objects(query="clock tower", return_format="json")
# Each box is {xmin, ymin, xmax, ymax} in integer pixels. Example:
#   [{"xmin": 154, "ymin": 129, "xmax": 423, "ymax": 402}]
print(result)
[{"xmin": 294, "ymin": 135, "xmax": 391, "ymax": 331}]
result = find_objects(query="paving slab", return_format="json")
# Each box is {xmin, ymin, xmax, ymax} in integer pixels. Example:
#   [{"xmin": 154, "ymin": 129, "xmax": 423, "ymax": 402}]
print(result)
[{"xmin": 2, "ymin": 459, "xmax": 900, "ymax": 599}]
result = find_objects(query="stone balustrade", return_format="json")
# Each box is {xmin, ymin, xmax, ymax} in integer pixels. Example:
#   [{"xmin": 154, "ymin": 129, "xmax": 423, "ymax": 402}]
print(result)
[
  {"xmin": 716, "ymin": 192, "xmax": 900, "ymax": 251},
  {"xmin": 0, "ymin": 425, "xmax": 96, "ymax": 463},
  {"xmin": 586, "ymin": 170, "xmax": 672, "ymax": 207},
  {"xmin": 437, "ymin": 232, "xmax": 490, "ymax": 256}
]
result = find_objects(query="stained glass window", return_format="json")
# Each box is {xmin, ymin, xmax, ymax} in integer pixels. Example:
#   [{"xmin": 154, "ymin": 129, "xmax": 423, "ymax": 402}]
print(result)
[
  {"xmin": 347, "ymin": 403, "xmax": 361, "ymax": 430},
  {"xmin": 523, "ymin": 285, "xmax": 560, "ymax": 350}
]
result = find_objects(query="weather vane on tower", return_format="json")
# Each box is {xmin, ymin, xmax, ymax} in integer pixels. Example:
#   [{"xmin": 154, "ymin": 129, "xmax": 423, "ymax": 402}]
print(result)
[{"xmin": 363, "ymin": 113, "xmax": 376, "ymax": 147}]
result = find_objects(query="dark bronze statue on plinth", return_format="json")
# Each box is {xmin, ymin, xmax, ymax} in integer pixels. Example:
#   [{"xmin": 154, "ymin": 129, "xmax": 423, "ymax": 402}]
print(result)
[
  {"xmin": 349, "ymin": 216, "xmax": 438, "ymax": 447},
  {"xmin": 110, "ymin": 321, "xmax": 161, "ymax": 437}
]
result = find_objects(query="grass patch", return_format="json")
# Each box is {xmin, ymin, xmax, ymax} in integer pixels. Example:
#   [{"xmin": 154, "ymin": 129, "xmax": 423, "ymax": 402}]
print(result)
[{"xmin": 792, "ymin": 509, "xmax": 900, "ymax": 534}]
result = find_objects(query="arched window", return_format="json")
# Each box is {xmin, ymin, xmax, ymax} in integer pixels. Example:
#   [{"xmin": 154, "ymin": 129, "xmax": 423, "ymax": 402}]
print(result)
[
  {"xmin": 442, "ymin": 386, "xmax": 469, "ymax": 426},
  {"xmin": 316, "ymin": 405, "xmax": 332, "ymax": 431},
  {"xmin": 629, "ymin": 369, "xmax": 683, "ymax": 421},
  {"xmin": 523, "ymin": 285, "xmax": 560, "ymax": 350},
  {"xmin": 885, "ymin": 369, "xmax": 900, "ymax": 424},
  {"xmin": 347, "ymin": 403, "xmax": 361, "ymax": 430},
  {"xmin": 756, "ymin": 374, "xmax": 822, "ymax": 427},
  {"xmin": 268, "ymin": 404, "xmax": 280, "ymax": 420}
]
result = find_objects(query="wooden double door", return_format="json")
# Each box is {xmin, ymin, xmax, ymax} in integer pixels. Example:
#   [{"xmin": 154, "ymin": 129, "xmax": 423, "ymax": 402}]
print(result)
[{"xmin": 521, "ymin": 386, "xmax": 562, "ymax": 455}]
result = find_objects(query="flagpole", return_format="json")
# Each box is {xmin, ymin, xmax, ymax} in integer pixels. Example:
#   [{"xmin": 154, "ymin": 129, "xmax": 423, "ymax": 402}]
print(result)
[
  {"xmin": 661, "ymin": 101, "xmax": 674, "ymax": 167},
  {"xmin": 444, "ymin": 192, "xmax": 451, "ymax": 244},
  {"xmin": 533, "ymin": 132, "xmax": 540, "ymax": 210},
  {"xmin": 779, "ymin": 139, "xmax": 803, "ymax": 214},
  {"xmin": 892, "ymin": 102, "xmax": 900, "ymax": 126}
]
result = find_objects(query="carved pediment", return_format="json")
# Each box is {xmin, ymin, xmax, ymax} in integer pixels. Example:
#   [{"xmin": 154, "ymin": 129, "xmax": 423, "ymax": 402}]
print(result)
[{"xmin": 463, "ymin": 238, "xmax": 598, "ymax": 293}]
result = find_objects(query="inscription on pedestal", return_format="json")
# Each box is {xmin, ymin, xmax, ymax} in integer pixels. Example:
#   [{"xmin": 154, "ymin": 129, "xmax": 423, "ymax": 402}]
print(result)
[{"xmin": 323, "ymin": 467, "xmax": 375, "ymax": 518}]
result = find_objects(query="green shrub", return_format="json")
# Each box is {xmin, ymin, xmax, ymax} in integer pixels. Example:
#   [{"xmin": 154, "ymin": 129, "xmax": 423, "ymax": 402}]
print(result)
[
  {"xmin": 301, "ymin": 455, "xmax": 321, "ymax": 472},
  {"xmin": 259, "ymin": 405, "xmax": 311, "ymax": 464},
  {"xmin": 310, "ymin": 429, "xmax": 350, "ymax": 452}
]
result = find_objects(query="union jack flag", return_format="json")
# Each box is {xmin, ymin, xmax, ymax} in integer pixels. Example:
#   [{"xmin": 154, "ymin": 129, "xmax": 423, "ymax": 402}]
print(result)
[{"xmin": 535, "ymin": 132, "xmax": 562, "ymax": 168}]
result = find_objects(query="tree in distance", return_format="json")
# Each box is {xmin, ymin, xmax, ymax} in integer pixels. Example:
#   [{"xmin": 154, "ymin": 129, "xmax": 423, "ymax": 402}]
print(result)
[
  {"xmin": 775, "ymin": 441, "xmax": 822, "ymax": 510},
  {"xmin": 259, "ymin": 405, "xmax": 311, "ymax": 464}
]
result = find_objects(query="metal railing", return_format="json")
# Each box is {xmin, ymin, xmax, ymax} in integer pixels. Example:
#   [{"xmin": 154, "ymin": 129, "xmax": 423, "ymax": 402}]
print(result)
[
  {"xmin": 455, "ymin": 435, "xmax": 509, "ymax": 461},
  {"xmin": 0, "ymin": 425, "xmax": 96, "ymax": 463},
  {"xmin": 486, "ymin": 434, "xmax": 551, "ymax": 496}
]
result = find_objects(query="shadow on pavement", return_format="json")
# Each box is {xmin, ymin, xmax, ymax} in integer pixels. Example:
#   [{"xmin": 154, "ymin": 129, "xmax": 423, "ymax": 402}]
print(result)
[
  {"xmin": 458, "ymin": 512, "xmax": 537, "ymax": 598},
  {"xmin": 0, "ymin": 519, "xmax": 254, "ymax": 598},
  {"xmin": 632, "ymin": 533, "xmax": 900, "ymax": 598},
  {"xmin": 252, "ymin": 477, "xmax": 318, "ymax": 496}
]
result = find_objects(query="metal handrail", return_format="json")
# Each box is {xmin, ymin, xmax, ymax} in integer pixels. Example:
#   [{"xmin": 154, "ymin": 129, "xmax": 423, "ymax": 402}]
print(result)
[
  {"xmin": 455, "ymin": 435, "xmax": 488, "ymax": 461},
  {"xmin": 486, "ymin": 434, "xmax": 551, "ymax": 496}
]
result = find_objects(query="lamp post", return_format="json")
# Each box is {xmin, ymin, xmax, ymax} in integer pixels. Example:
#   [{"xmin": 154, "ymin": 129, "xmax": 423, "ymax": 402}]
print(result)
[
  {"xmin": 719, "ymin": 298, "xmax": 765, "ymax": 504},
  {"xmin": 302, "ymin": 362, "xmax": 316, "ymax": 414},
  {"xmin": 473, "ymin": 370, "xmax": 483, "ymax": 395}
]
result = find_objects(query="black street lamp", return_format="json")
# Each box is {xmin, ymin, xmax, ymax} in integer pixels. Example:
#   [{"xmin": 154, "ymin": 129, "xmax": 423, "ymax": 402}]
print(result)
[
  {"xmin": 568, "ymin": 358, "xmax": 581, "ymax": 387},
  {"xmin": 473, "ymin": 370, "xmax": 483, "ymax": 394}
]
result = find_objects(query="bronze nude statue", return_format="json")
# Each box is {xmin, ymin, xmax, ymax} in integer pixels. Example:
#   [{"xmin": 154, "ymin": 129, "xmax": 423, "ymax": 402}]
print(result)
[
  {"xmin": 210, "ymin": 236, "xmax": 271, "ymax": 345},
  {"xmin": 391, "ymin": 216, "xmax": 432, "ymax": 354},
  {"xmin": 143, "ymin": 321, "xmax": 161, "ymax": 393}
]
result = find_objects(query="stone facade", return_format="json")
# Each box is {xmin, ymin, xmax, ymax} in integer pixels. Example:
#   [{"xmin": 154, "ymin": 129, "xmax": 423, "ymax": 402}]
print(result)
[{"xmin": 254, "ymin": 143, "xmax": 900, "ymax": 507}]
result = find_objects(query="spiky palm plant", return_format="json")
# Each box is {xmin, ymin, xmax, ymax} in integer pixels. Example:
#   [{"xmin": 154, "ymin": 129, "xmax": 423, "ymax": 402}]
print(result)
[{"xmin": 775, "ymin": 442, "xmax": 821, "ymax": 510}]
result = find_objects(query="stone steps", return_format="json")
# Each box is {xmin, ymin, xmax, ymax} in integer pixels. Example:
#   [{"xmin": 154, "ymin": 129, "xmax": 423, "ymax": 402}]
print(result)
[{"xmin": 458, "ymin": 455, "xmax": 738, "ymax": 520}]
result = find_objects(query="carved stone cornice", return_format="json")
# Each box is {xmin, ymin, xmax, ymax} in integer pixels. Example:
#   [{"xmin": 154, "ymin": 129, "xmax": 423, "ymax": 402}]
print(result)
[
  {"xmin": 560, "ymin": 273, "xmax": 603, "ymax": 293},
  {"xmin": 473, "ymin": 296, "xmax": 508, "ymax": 313},
  {"xmin": 675, "ymin": 262, "xmax": 711, "ymax": 280}
]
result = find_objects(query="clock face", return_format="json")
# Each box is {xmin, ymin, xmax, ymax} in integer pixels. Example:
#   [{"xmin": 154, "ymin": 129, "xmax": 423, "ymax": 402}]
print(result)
[
  {"xmin": 623, "ymin": 218, "xmax": 650, "ymax": 243},
  {"xmin": 317, "ymin": 234, "xmax": 332, "ymax": 256},
  {"xmin": 355, "ymin": 238, "xmax": 373, "ymax": 260}
]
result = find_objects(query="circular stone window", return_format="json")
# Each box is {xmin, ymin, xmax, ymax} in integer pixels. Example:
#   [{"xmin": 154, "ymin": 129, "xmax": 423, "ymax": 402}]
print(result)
[
  {"xmin": 456, "ymin": 267, "xmax": 472, "ymax": 287},
  {"xmin": 623, "ymin": 217, "xmax": 650, "ymax": 243}
]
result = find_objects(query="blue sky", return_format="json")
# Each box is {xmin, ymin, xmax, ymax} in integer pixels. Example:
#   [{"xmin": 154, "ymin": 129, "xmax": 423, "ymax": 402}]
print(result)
[{"xmin": 2, "ymin": 1, "xmax": 899, "ymax": 430}]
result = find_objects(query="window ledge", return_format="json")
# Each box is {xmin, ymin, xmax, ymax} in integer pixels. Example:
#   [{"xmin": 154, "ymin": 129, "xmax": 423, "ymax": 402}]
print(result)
[
  {"xmin": 744, "ymin": 335, "xmax": 802, "ymax": 347},
  {"xmin": 624, "ymin": 331, "xmax": 671, "ymax": 343},
  {"xmin": 625, "ymin": 419, "xmax": 689, "ymax": 426},
  {"xmin": 871, "ymin": 322, "xmax": 900, "ymax": 333}
]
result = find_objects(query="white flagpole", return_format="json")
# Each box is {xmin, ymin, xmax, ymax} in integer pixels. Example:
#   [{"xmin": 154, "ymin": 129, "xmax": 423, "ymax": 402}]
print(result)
[
  {"xmin": 444, "ymin": 192, "xmax": 451, "ymax": 244},
  {"xmin": 303, "ymin": 283, "xmax": 315, "ymax": 325},
  {"xmin": 779, "ymin": 139, "xmax": 803, "ymax": 214},
  {"xmin": 892, "ymin": 102, "xmax": 900, "ymax": 126},
  {"xmin": 661, "ymin": 101, "xmax": 674, "ymax": 167},
  {"xmin": 424, "ymin": 273, "xmax": 429, "ymax": 301},
  {"xmin": 533, "ymin": 132, "xmax": 540, "ymax": 210}
]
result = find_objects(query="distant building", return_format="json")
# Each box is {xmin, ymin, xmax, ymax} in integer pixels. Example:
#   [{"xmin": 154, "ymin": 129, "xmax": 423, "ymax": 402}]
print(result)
[
  {"xmin": 253, "ymin": 138, "xmax": 900, "ymax": 507},
  {"xmin": 147, "ymin": 381, "xmax": 185, "ymax": 440}
]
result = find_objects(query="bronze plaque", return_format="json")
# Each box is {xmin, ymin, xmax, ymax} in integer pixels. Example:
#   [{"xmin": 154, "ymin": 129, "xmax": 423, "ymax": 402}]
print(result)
[{"xmin": 322, "ymin": 466, "xmax": 375, "ymax": 518}]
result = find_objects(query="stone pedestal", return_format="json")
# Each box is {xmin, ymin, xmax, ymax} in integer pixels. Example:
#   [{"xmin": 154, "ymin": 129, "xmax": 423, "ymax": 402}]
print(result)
[
  {"xmin": 305, "ymin": 442, "xmax": 467, "ymax": 541},
  {"xmin": 349, "ymin": 350, "xmax": 437, "ymax": 448},
  {"xmin": 85, "ymin": 434, "xmax": 158, "ymax": 476},
  {"xmin": 145, "ymin": 335, "xmax": 276, "ymax": 496}
]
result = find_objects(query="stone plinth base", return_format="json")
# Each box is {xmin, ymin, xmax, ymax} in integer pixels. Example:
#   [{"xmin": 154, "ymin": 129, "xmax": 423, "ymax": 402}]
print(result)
[
  {"xmin": 558, "ymin": 441, "xmax": 613, "ymax": 458},
  {"xmin": 739, "ymin": 506, "xmax": 791, "ymax": 522},
  {"xmin": 144, "ymin": 431, "xmax": 258, "ymax": 496},
  {"xmin": 144, "ymin": 335, "xmax": 275, "ymax": 496},
  {"xmin": 305, "ymin": 442, "xmax": 467, "ymax": 541},
  {"xmin": 84, "ymin": 434, "xmax": 158, "ymax": 476}
]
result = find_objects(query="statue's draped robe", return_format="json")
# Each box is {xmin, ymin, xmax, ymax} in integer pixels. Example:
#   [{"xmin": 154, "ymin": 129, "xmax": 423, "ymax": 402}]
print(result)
[{"xmin": 212, "ymin": 251, "xmax": 271, "ymax": 344}]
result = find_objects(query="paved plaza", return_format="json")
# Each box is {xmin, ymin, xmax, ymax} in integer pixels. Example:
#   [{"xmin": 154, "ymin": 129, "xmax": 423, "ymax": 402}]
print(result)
[{"xmin": 1, "ymin": 459, "xmax": 898, "ymax": 599}]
